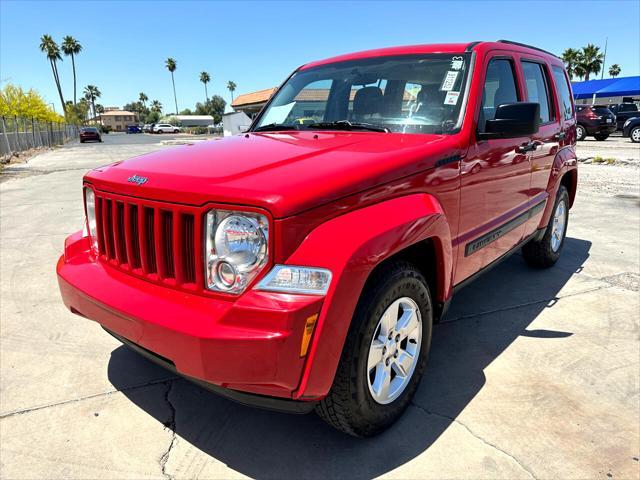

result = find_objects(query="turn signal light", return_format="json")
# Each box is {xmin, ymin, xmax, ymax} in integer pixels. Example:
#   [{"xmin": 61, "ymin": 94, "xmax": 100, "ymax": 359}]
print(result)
[{"xmin": 300, "ymin": 314, "xmax": 319, "ymax": 357}]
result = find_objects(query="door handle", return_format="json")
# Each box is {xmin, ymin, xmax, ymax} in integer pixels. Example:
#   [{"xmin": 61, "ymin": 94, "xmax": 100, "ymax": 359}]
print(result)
[
  {"xmin": 554, "ymin": 132, "xmax": 566, "ymax": 141},
  {"xmin": 516, "ymin": 141, "xmax": 538, "ymax": 153}
]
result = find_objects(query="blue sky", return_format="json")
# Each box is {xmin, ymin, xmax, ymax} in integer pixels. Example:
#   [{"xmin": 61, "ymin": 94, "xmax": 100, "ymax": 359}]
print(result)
[{"xmin": 2, "ymin": 0, "xmax": 639, "ymax": 114}]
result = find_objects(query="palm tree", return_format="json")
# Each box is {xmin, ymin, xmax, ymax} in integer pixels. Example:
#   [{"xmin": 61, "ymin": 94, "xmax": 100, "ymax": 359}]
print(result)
[
  {"xmin": 151, "ymin": 100, "xmax": 162, "ymax": 113},
  {"xmin": 39, "ymin": 34, "xmax": 66, "ymax": 113},
  {"xmin": 61, "ymin": 36, "xmax": 82, "ymax": 105},
  {"xmin": 83, "ymin": 85, "xmax": 101, "ymax": 120},
  {"xmin": 608, "ymin": 64, "xmax": 621, "ymax": 78},
  {"xmin": 165, "ymin": 58, "xmax": 178, "ymax": 114},
  {"xmin": 561, "ymin": 48, "xmax": 581, "ymax": 80},
  {"xmin": 200, "ymin": 71, "xmax": 211, "ymax": 102},
  {"xmin": 139, "ymin": 92, "xmax": 148, "ymax": 108},
  {"xmin": 227, "ymin": 80, "xmax": 237, "ymax": 103},
  {"xmin": 578, "ymin": 44, "xmax": 604, "ymax": 81},
  {"xmin": 95, "ymin": 104, "xmax": 104, "ymax": 114}
]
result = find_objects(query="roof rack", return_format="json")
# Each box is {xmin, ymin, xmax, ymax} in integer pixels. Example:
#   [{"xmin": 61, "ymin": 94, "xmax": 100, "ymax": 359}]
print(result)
[{"xmin": 497, "ymin": 40, "xmax": 559, "ymax": 59}]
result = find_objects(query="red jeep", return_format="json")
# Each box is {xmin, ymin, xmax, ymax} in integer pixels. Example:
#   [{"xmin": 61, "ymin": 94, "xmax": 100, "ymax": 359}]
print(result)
[{"xmin": 57, "ymin": 40, "xmax": 578, "ymax": 437}]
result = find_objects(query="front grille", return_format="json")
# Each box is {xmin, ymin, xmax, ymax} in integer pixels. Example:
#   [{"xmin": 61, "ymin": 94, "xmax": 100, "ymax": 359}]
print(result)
[{"xmin": 94, "ymin": 191, "xmax": 203, "ymax": 291}]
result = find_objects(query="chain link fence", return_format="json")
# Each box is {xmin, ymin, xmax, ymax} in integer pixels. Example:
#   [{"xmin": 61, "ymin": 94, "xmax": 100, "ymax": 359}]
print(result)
[{"xmin": 1, "ymin": 116, "xmax": 80, "ymax": 161}]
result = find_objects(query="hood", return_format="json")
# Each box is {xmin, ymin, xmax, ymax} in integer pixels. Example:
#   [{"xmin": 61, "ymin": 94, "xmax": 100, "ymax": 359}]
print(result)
[{"xmin": 85, "ymin": 131, "xmax": 461, "ymax": 218}]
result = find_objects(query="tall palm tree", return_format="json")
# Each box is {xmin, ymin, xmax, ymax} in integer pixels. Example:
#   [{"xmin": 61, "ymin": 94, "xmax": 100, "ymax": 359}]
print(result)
[
  {"xmin": 61, "ymin": 36, "xmax": 82, "ymax": 105},
  {"xmin": 200, "ymin": 71, "xmax": 211, "ymax": 102},
  {"xmin": 227, "ymin": 80, "xmax": 237, "ymax": 103},
  {"xmin": 139, "ymin": 92, "xmax": 148, "ymax": 108},
  {"xmin": 578, "ymin": 44, "xmax": 604, "ymax": 81},
  {"xmin": 165, "ymin": 58, "xmax": 178, "ymax": 114},
  {"xmin": 608, "ymin": 64, "xmax": 621, "ymax": 78},
  {"xmin": 151, "ymin": 100, "xmax": 162, "ymax": 113},
  {"xmin": 39, "ymin": 34, "xmax": 66, "ymax": 114},
  {"xmin": 83, "ymin": 85, "xmax": 101, "ymax": 120},
  {"xmin": 561, "ymin": 48, "xmax": 581, "ymax": 80}
]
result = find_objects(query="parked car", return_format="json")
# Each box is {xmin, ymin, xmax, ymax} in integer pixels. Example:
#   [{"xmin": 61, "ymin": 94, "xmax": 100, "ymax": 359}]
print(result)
[
  {"xmin": 153, "ymin": 123, "xmax": 180, "ymax": 134},
  {"xmin": 57, "ymin": 40, "xmax": 577, "ymax": 437},
  {"xmin": 607, "ymin": 102, "xmax": 639, "ymax": 130},
  {"xmin": 79, "ymin": 127, "xmax": 101, "ymax": 143},
  {"xmin": 622, "ymin": 117, "xmax": 640, "ymax": 143},
  {"xmin": 126, "ymin": 125, "xmax": 142, "ymax": 134},
  {"xmin": 142, "ymin": 124, "xmax": 153, "ymax": 133},
  {"xmin": 575, "ymin": 104, "xmax": 616, "ymax": 140}
]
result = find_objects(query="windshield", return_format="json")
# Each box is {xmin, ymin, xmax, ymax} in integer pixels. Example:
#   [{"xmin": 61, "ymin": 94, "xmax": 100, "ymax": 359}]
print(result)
[{"xmin": 253, "ymin": 53, "xmax": 472, "ymax": 135}]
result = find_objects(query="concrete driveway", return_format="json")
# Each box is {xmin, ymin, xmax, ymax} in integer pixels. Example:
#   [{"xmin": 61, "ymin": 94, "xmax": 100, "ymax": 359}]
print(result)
[{"xmin": 1, "ymin": 134, "xmax": 639, "ymax": 479}]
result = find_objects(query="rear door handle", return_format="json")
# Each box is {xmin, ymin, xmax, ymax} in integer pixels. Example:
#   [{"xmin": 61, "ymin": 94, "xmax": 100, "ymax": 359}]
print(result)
[
  {"xmin": 516, "ymin": 141, "xmax": 538, "ymax": 153},
  {"xmin": 554, "ymin": 132, "xmax": 566, "ymax": 141}
]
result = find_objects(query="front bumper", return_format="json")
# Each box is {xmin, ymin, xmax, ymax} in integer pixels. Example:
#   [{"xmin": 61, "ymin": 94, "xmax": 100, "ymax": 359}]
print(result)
[{"xmin": 57, "ymin": 231, "xmax": 324, "ymax": 408}]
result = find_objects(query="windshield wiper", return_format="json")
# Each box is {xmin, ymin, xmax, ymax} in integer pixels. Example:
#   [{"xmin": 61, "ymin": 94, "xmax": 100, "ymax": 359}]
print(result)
[
  {"xmin": 307, "ymin": 120, "xmax": 389, "ymax": 133},
  {"xmin": 252, "ymin": 123, "xmax": 297, "ymax": 132}
]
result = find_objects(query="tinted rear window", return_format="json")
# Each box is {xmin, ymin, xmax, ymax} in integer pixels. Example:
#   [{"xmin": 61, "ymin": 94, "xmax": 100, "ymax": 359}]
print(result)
[
  {"xmin": 592, "ymin": 107, "xmax": 613, "ymax": 115},
  {"xmin": 81, "ymin": 128, "xmax": 98, "ymax": 133}
]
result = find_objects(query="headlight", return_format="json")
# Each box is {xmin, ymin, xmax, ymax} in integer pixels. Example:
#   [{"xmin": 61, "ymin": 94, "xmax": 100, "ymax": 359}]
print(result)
[
  {"xmin": 83, "ymin": 187, "xmax": 98, "ymax": 252},
  {"xmin": 256, "ymin": 265, "xmax": 332, "ymax": 295},
  {"xmin": 205, "ymin": 210, "xmax": 269, "ymax": 293}
]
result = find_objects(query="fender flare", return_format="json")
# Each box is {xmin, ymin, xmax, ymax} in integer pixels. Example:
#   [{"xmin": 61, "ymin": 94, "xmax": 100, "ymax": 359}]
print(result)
[
  {"xmin": 539, "ymin": 146, "xmax": 578, "ymax": 226},
  {"xmin": 285, "ymin": 193, "xmax": 453, "ymax": 399}
]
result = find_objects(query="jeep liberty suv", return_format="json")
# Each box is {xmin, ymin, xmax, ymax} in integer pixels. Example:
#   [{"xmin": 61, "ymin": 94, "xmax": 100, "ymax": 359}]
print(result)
[{"xmin": 57, "ymin": 40, "xmax": 578, "ymax": 437}]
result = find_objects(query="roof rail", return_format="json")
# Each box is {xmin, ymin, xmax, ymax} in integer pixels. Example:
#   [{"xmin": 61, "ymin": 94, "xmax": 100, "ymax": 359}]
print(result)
[{"xmin": 497, "ymin": 40, "xmax": 559, "ymax": 59}]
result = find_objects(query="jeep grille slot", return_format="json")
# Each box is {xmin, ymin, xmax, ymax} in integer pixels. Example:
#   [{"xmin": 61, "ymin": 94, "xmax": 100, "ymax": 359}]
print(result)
[{"xmin": 92, "ymin": 191, "xmax": 201, "ymax": 293}]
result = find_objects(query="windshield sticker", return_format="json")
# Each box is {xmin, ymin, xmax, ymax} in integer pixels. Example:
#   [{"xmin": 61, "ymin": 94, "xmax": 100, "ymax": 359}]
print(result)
[
  {"xmin": 444, "ymin": 91, "xmax": 460, "ymax": 106},
  {"xmin": 450, "ymin": 56, "xmax": 464, "ymax": 70},
  {"xmin": 440, "ymin": 71, "xmax": 459, "ymax": 91},
  {"xmin": 260, "ymin": 102, "xmax": 295, "ymax": 126}
]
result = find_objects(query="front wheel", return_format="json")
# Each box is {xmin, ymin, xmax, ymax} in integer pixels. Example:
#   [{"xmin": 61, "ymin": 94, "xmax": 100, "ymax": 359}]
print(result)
[
  {"xmin": 594, "ymin": 133, "xmax": 609, "ymax": 141},
  {"xmin": 522, "ymin": 185, "xmax": 569, "ymax": 268},
  {"xmin": 630, "ymin": 126, "xmax": 640, "ymax": 143},
  {"xmin": 173, "ymin": 129, "xmax": 179, "ymax": 133},
  {"xmin": 575, "ymin": 124, "xmax": 587, "ymax": 141},
  {"xmin": 316, "ymin": 261, "xmax": 432, "ymax": 437}
]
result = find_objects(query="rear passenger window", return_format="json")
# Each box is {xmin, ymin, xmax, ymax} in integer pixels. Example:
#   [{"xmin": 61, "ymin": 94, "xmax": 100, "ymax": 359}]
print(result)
[
  {"xmin": 551, "ymin": 66, "xmax": 574, "ymax": 121},
  {"xmin": 479, "ymin": 59, "xmax": 519, "ymax": 132},
  {"xmin": 522, "ymin": 61, "xmax": 554, "ymax": 123}
]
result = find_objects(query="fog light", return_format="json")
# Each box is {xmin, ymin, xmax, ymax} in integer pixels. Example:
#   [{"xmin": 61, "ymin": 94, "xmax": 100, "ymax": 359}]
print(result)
[{"xmin": 216, "ymin": 261, "xmax": 237, "ymax": 289}]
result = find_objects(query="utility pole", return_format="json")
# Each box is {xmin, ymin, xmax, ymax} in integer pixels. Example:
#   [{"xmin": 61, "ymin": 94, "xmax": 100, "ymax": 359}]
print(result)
[{"xmin": 601, "ymin": 37, "xmax": 608, "ymax": 80}]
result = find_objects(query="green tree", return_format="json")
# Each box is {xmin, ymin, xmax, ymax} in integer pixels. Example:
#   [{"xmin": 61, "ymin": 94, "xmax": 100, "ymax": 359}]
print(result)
[
  {"xmin": 83, "ymin": 85, "xmax": 101, "ymax": 119},
  {"xmin": 200, "ymin": 71, "xmax": 211, "ymax": 102},
  {"xmin": 39, "ymin": 34, "xmax": 66, "ymax": 114},
  {"xmin": 61, "ymin": 36, "xmax": 82, "ymax": 105},
  {"xmin": 95, "ymin": 104, "xmax": 104, "ymax": 114},
  {"xmin": 577, "ymin": 44, "xmax": 604, "ymax": 81},
  {"xmin": 561, "ymin": 48, "xmax": 581, "ymax": 80},
  {"xmin": 195, "ymin": 95, "xmax": 226, "ymax": 124},
  {"xmin": 179, "ymin": 108, "xmax": 193, "ymax": 115},
  {"xmin": 226, "ymin": 80, "xmax": 236, "ymax": 103},
  {"xmin": 139, "ymin": 92, "xmax": 148, "ymax": 108},
  {"xmin": 165, "ymin": 58, "xmax": 178, "ymax": 114},
  {"xmin": 608, "ymin": 64, "xmax": 621, "ymax": 78},
  {"xmin": 150, "ymin": 99, "xmax": 162, "ymax": 113}
]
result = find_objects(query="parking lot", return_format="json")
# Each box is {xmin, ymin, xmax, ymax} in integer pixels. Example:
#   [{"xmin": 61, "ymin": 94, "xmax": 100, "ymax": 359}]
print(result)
[{"xmin": 1, "ymin": 133, "xmax": 639, "ymax": 479}]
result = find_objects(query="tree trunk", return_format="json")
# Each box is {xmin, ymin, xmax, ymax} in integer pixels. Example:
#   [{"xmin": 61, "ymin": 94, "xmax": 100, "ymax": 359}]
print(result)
[
  {"xmin": 171, "ymin": 73, "xmax": 178, "ymax": 114},
  {"xmin": 51, "ymin": 59, "xmax": 66, "ymax": 115},
  {"xmin": 204, "ymin": 83, "xmax": 209, "ymax": 102},
  {"xmin": 71, "ymin": 53, "xmax": 77, "ymax": 105}
]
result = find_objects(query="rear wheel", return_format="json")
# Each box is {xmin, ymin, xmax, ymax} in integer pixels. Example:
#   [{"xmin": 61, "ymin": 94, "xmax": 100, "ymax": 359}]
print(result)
[
  {"xmin": 630, "ymin": 126, "xmax": 640, "ymax": 143},
  {"xmin": 594, "ymin": 133, "xmax": 609, "ymax": 141},
  {"xmin": 522, "ymin": 185, "xmax": 569, "ymax": 268},
  {"xmin": 173, "ymin": 129, "xmax": 179, "ymax": 133},
  {"xmin": 316, "ymin": 261, "xmax": 432, "ymax": 437},
  {"xmin": 575, "ymin": 124, "xmax": 587, "ymax": 141}
]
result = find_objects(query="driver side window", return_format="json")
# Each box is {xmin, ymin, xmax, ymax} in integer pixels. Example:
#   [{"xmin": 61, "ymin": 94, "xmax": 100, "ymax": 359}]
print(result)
[{"xmin": 478, "ymin": 58, "xmax": 519, "ymax": 133}]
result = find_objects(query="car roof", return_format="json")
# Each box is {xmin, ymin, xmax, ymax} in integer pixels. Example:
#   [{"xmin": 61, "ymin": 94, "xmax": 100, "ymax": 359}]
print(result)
[{"xmin": 300, "ymin": 40, "xmax": 561, "ymax": 70}]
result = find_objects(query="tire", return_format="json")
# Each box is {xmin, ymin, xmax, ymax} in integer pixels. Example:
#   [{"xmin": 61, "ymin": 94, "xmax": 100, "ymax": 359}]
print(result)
[
  {"xmin": 575, "ymin": 124, "xmax": 587, "ymax": 141},
  {"xmin": 173, "ymin": 129, "xmax": 179, "ymax": 133},
  {"xmin": 316, "ymin": 261, "xmax": 433, "ymax": 437},
  {"xmin": 594, "ymin": 133, "xmax": 609, "ymax": 141},
  {"xmin": 522, "ymin": 185, "xmax": 569, "ymax": 268},
  {"xmin": 80, "ymin": 140, "xmax": 84, "ymax": 143},
  {"xmin": 630, "ymin": 126, "xmax": 640, "ymax": 143}
]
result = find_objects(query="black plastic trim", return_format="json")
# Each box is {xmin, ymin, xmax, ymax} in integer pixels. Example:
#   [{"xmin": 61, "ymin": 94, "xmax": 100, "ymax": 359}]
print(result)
[
  {"xmin": 104, "ymin": 328, "xmax": 317, "ymax": 414},
  {"xmin": 497, "ymin": 40, "xmax": 560, "ymax": 59},
  {"xmin": 465, "ymin": 200, "xmax": 546, "ymax": 257},
  {"xmin": 465, "ymin": 41, "xmax": 482, "ymax": 52}
]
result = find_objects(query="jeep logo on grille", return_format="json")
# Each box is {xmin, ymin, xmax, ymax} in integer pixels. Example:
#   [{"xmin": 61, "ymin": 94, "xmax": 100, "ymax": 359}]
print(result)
[{"xmin": 127, "ymin": 175, "xmax": 148, "ymax": 185}]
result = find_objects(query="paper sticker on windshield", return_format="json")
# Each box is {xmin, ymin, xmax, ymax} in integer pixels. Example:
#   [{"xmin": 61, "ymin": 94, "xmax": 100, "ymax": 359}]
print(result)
[
  {"xmin": 444, "ymin": 91, "xmax": 460, "ymax": 105},
  {"xmin": 440, "ymin": 71, "xmax": 459, "ymax": 91},
  {"xmin": 450, "ymin": 56, "xmax": 464, "ymax": 70}
]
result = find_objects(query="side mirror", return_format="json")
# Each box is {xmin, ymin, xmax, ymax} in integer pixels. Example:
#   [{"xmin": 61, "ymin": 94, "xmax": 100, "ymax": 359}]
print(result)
[{"xmin": 479, "ymin": 102, "xmax": 540, "ymax": 139}]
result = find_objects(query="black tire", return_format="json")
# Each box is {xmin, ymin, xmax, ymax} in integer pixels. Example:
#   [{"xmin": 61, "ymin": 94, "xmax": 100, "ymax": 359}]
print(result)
[
  {"xmin": 80, "ymin": 140, "xmax": 84, "ymax": 143},
  {"xmin": 630, "ymin": 126, "xmax": 640, "ymax": 143},
  {"xmin": 173, "ymin": 129, "xmax": 179, "ymax": 133},
  {"xmin": 594, "ymin": 133, "xmax": 609, "ymax": 141},
  {"xmin": 575, "ymin": 124, "xmax": 587, "ymax": 141},
  {"xmin": 522, "ymin": 185, "xmax": 569, "ymax": 268},
  {"xmin": 316, "ymin": 261, "xmax": 433, "ymax": 437}
]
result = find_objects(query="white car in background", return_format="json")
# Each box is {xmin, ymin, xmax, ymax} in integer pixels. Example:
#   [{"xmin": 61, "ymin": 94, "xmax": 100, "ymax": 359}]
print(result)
[{"xmin": 153, "ymin": 124, "xmax": 180, "ymax": 134}]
